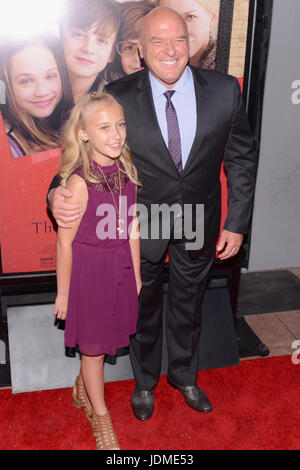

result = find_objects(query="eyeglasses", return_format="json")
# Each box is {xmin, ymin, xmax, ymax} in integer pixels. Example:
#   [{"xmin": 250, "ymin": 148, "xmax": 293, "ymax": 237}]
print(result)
[{"xmin": 116, "ymin": 41, "xmax": 139, "ymax": 57}]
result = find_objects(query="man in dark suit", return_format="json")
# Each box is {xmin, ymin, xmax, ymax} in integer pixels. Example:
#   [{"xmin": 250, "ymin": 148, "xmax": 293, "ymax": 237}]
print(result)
[{"xmin": 49, "ymin": 7, "xmax": 257, "ymax": 420}]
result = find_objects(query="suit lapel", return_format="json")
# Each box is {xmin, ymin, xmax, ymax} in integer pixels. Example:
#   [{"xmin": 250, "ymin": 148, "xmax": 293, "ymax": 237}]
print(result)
[
  {"xmin": 183, "ymin": 68, "xmax": 209, "ymax": 174},
  {"xmin": 134, "ymin": 68, "xmax": 209, "ymax": 175},
  {"xmin": 135, "ymin": 70, "xmax": 182, "ymax": 176}
]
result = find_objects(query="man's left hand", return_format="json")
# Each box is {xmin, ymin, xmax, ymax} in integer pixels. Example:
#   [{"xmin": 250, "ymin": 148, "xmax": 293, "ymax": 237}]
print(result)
[{"xmin": 216, "ymin": 230, "xmax": 244, "ymax": 260}]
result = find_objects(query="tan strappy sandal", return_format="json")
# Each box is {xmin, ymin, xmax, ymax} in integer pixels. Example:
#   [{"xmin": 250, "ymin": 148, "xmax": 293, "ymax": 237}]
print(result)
[
  {"xmin": 72, "ymin": 375, "xmax": 93, "ymax": 421},
  {"xmin": 91, "ymin": 411, "xmax": 121, "ymax": 450}
]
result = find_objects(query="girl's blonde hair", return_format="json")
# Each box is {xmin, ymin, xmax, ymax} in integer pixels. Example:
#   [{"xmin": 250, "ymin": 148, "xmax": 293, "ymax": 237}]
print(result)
[{"xmin": 59, "ymin": 92, "xmax": 141, "ymax": 187}]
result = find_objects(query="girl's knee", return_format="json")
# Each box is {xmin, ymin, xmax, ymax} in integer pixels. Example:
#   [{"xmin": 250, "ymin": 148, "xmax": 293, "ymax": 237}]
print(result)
[{"xmin": 82, "ymin": 353, "xmax": 105, "ymax": 365}]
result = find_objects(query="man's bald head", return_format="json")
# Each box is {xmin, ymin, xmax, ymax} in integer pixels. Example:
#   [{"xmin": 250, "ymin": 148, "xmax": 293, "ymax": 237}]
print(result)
[
  {"xmin": 141, "ymin": 6, "xmax": 188, "ymax": 40},
  {"xmin": 139, "ymin": 6, "xmax": 189, "ymax": 89}
]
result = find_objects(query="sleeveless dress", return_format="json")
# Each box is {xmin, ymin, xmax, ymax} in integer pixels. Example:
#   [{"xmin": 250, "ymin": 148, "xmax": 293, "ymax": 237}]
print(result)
[
  {"xmin": 1, "ymin": 109, "xmax": 27, "ymax": 158},
  {"xmin": 64, "ymin": 160, "xmax": 138, "ymax": 358},
  {"xmin": 7, "ymin": 129, "xmax": 27, "ymax": 158}
]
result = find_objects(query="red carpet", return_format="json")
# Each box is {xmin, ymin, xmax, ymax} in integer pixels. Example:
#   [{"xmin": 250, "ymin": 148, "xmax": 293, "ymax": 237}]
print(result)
[{"xmin": 1, "ymin": 355, "xmax": 300, "ymax": 450}]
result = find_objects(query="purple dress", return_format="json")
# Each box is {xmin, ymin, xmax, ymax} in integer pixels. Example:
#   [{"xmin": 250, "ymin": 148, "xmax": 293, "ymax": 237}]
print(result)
[
  {"xmin": 7, "ymin": 133, "xmax": 27, "ymax": 158},
  {"xmin": 65, "ymin": 160, "xmax": 138, "ymax": 357}
]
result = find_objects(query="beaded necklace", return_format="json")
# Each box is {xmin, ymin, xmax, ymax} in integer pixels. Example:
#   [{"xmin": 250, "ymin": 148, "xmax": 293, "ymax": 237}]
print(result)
[{"xmin": 94, "ymin": 160, "xmax": 125, "ymax": 234}]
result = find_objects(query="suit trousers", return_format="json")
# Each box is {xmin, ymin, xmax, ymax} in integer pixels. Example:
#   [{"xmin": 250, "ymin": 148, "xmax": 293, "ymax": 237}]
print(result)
[{"xmin": 129, "ymin": 227, "xmax": 215, "ymax": 391}]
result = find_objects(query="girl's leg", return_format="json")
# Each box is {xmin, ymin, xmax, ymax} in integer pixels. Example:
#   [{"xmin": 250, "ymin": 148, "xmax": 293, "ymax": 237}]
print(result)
[
  {"xmin": 80, "ymin": 354, "xmax": 107, "ymax": 416},
  {"xmin": 80, "ymin": 354, "xmax": 120, "ymax": 450}
]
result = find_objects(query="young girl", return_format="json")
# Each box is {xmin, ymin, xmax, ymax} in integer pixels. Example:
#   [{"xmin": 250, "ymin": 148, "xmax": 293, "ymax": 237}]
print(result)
[
  {"xmin": 1, "ymin": 35, "xmax": 73, "ymax": 157},
  {"xmin": 54, "ymin": 92, "xmax": 141, "ymax": 450},
  {"xmin": 58, "ymin": 0, "xmax": 120, "ymax": 103}
]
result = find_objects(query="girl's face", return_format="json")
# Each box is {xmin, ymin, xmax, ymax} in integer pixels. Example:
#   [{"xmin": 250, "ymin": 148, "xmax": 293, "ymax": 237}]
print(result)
[
  {"xmin": 62, "ymin": 24, "xmax": 116, "ymax": 81},
  {"xmin": 79, "ymin": 102, "xmax": 126, "ymax": 166},
  {"xmin": 118, "ymin": 39, "xmax": 143, "ymax": 75},
  {"xmin": 10, "ymin": 45, "xmax": 62, "ymax": 119},
  {"xmin": 159, "ymin": 0, "xmax": 216, "ymax": 65}
]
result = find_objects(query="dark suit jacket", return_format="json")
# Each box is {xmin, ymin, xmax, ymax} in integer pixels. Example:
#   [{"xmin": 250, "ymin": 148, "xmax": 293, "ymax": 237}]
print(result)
[{"xmin": 104, "ymin": 67, "xmax": 257, "ymax": 263}]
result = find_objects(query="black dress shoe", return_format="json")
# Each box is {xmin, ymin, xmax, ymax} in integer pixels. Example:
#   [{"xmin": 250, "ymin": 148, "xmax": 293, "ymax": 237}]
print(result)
[
  {"xmin": 168, "ymin": 380, "xmax": 212, "ymax": 413},
  {"xmin": 131, "ymin": 389, "xmax": 154, "ymax": 420}
]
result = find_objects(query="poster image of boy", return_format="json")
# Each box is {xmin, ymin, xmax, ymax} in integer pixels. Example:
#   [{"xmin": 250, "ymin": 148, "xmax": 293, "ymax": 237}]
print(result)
[
  {"xmin": 158, "ymin": 0, "xmax": 220, "ymax": 70},
  {"xmin": 0, "ymin": 35, "xmax": 73, "ymax": 158},
  {"xmin": 59, "ymin": 0, "xmax": 120, "ymax": 103}
]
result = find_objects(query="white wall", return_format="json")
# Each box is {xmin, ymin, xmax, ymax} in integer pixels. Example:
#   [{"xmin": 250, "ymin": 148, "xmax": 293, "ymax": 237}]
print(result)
[{"xmin": 248, "ymin": 0, "xmax": 300, "ymax": 270}]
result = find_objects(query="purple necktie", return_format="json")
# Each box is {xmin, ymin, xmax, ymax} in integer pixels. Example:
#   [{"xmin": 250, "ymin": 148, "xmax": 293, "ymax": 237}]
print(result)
[{"xmin": 164, "ymin": 90, "xmax": 183, "ymax": 173}]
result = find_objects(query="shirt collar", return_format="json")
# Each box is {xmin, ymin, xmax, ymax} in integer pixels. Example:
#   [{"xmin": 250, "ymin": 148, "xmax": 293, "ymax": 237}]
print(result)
[{"xmin": 149, "ymin": 66, "xmax": 193, "ymax": 99}]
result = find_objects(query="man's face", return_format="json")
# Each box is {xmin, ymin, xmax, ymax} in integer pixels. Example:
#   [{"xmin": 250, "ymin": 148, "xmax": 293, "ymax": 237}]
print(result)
[{"xmin": 140, "ymin": 10, "xmax": 189, "ymax": 89}]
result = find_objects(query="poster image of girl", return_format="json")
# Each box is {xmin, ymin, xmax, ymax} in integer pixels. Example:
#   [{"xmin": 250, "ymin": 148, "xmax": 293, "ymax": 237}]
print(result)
[{"xmin": 0, "ymin": 35, "xmax": 73, "ymax": 158}]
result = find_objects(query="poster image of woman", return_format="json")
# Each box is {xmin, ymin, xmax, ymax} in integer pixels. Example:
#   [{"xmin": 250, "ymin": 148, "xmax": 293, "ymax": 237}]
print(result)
[
  {"xmin": 0, "ymin": 35, "xmax": 73, "ymax": 158},
  {"xmin": 157, "ymin": 0, "xmax": 220, "ymax": 70},
  {"xmin": 109, "ymin": 1, "xmax": 154, "ymax": 80},
  {"xmin": 0, "ymin": 0, "xmax": 249, "ymax": 276}
]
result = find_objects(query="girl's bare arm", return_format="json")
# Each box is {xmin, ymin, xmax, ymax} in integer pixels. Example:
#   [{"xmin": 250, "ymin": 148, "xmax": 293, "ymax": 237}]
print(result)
[{"xmin": 54, "ymin": 175, "xmax": 88, "ymax": 319}]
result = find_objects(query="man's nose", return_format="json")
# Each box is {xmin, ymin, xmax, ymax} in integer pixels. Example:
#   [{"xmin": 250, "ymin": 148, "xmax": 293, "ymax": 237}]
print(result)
[{"xmin": 164, "ymin": 40, "xmax": 176, "ymax": 56}]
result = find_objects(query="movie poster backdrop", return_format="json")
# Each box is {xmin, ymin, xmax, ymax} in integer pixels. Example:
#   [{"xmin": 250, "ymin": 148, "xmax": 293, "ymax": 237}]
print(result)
[{"xmin": 0, "ymin": 0, "xmax": 249, "ymax": 274}]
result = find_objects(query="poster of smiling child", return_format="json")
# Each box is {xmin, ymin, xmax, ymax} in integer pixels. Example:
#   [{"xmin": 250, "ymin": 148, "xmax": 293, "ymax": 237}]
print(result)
[{"xmin": 0, "ymin": 0, "xmax": 250, "ymax": 274}]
